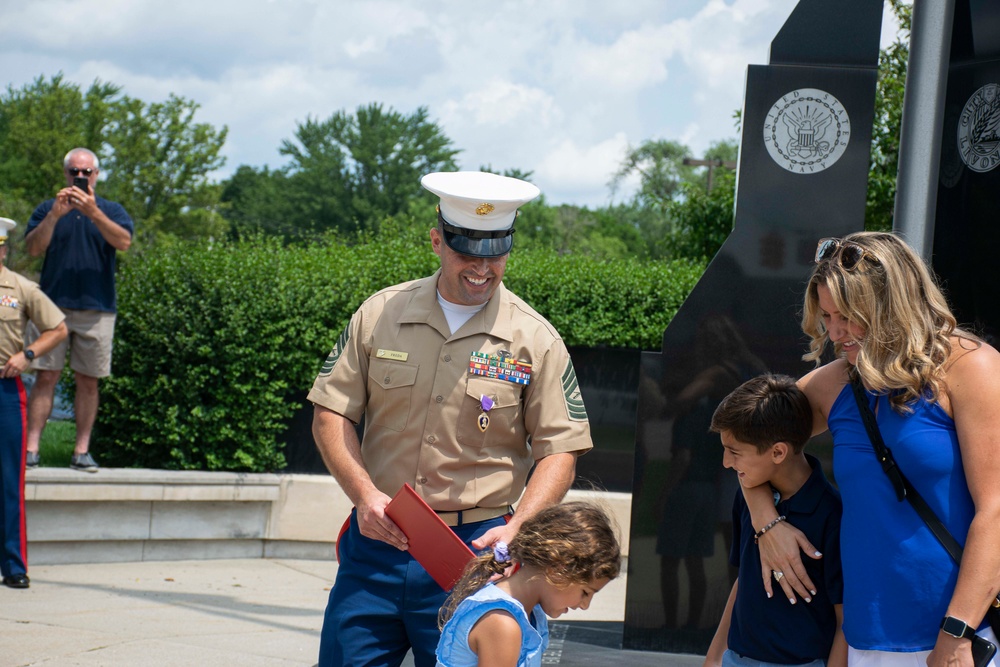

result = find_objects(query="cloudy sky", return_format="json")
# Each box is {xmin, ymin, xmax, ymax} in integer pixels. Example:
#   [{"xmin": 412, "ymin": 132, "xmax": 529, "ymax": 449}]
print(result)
[{"xmin": 1, "ymin": 0, "xmax": 901, "ymax": 208}]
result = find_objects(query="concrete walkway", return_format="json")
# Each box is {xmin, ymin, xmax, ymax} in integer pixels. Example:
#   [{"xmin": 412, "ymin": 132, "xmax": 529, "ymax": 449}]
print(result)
[{"xmin": 0, "ymin": 558, "xmax": 703, "ymax": 666}]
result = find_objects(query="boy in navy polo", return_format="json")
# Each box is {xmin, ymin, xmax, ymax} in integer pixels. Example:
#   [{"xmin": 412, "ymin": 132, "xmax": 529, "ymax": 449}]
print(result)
[{"xmin": 703, "ymin": 374, "xmax": 845, "ymax": 667}]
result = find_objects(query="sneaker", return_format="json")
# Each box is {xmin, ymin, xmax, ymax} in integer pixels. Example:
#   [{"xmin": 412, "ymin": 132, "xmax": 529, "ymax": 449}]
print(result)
[
  {"xmin": 25, "ymin": 451, "xmax": 40, "ymax": 469},
  {"xmin": 70, "ymin": 452, "xmax": 99, "ymax": 473}
]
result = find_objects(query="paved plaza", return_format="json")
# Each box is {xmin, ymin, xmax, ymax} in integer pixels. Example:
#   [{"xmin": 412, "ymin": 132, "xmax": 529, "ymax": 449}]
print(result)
[{"xmin": 0, "ymin": 558, "xmax": 704, "ymax": 666}]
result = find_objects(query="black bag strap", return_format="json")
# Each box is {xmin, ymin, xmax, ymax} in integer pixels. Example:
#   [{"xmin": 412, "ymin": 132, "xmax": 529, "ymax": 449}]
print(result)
[
  {"xmin": 850, "ymin": 377, "xmax": 965, "ymax": 561},
  {"xmin": 850, "ymin": 376, "xmax": 1000, "ymax": 620}
]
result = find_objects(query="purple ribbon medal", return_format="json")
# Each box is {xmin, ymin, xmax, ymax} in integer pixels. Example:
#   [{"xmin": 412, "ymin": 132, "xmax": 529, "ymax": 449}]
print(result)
[{"xmin": 478, "ymin": 394, "xmax": 495, "ymax": 432}]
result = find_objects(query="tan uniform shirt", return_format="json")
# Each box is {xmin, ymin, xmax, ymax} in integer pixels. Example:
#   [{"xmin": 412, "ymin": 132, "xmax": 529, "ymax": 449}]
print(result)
[
  {"xmin": 0, "ymin": 266, "xmax": 65, "ymax": 363},
  {"xmin": 308, "ymin": 271, "xmax": 592, "ymax": 511}
]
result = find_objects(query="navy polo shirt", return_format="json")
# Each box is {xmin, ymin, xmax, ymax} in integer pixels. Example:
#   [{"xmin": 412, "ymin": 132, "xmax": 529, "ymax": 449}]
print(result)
[
  {"xmin": 728, "ymin": 454, "xmax": 843, "ymax": 664},
  {"xmin": 27, "ymin": 197, "xmax": 134, "ymax": 313}
]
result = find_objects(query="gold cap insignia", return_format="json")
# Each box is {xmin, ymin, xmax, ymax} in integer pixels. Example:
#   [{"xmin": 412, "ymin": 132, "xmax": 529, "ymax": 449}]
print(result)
[{"xmin": 475, "ymin": 203, "xmax": 495, "ymax": 216}]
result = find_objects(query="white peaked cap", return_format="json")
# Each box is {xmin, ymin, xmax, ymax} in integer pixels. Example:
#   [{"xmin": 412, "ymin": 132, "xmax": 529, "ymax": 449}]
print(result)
[
  {"xmin": 421, "ymin": 171, "xmax": 540, "ymax": 232},
  {"xmin": 421, "ymin": 171, "xmax": 541, "ymax": 257},
  {"xmin": 0, "ymin": 217, "xmax": 15, "ymax": 244}
]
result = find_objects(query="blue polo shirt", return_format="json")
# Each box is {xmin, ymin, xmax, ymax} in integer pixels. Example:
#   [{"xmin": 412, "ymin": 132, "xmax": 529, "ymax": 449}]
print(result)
[
  {"xmin": 728, "ymin": 455, "xmax": 843, "ymax": 664},
  {"xmin": 27, "ymin": 197, "xmax": 133, "ymax": 312}
]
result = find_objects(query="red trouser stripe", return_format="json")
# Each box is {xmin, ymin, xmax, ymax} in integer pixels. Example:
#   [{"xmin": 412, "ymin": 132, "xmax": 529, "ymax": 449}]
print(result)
[{"xmin": 16, "ymin": 376, "xmax": 27, "ymax": 570}]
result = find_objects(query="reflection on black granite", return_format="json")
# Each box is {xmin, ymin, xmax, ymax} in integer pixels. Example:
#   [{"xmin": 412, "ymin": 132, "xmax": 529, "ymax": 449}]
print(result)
[
  {"xmin": 568, "ymin": 346, "xmax": 640, "ymax": 493},
  {"xmin": 932, "ymin": 1, "xmax": 1000, "ymax": 347},
  {"xmin": 654, "ymin": 315, "xmax": 766, "ymax": 631},
  {"xmin": 624, "ymin": 0, "xmax": 882, "ymax": 654}
]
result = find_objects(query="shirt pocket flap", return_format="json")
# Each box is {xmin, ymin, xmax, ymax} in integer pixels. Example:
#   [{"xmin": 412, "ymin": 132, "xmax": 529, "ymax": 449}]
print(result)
[
  {"xmin": 370, "ymin": 359, "xmax": 419, "ymax": 390},
  {"xmin": 466, "ymin": 377, "xmax": 521, "ymax": 409}
]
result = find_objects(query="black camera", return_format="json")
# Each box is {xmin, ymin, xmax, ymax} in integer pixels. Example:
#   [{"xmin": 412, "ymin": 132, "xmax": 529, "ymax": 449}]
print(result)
[{"xmin": 72, "ymin": 176, "xmax": 89, "ymax": 194}]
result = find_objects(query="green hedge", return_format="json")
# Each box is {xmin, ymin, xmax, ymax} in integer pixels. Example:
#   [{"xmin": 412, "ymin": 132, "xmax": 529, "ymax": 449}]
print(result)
[
  {"xmin": 505, "ymin": 249, "xmax": 703, "ymax": 349},
  {"xmin": 94, "ymin": 229, "xmax": 704, "ymax": 471}
]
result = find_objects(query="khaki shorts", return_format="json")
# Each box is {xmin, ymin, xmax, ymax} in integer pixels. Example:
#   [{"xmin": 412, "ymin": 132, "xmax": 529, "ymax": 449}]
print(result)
[{"xmin": 26, "ymin": 309, "xmax": 116, "ymax": 378}]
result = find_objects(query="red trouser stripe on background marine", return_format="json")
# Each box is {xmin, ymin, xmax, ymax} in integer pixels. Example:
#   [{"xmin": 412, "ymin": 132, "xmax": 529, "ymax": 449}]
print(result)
[{"xmin": 17, "ymin": 376, "xmax": 27, "ymax": 570}]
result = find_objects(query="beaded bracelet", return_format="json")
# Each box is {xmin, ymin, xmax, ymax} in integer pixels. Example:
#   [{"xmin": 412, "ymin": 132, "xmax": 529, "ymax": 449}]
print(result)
[{"xmin": 753, "ymin": 515, "xmax": 787, "ymax": 544}]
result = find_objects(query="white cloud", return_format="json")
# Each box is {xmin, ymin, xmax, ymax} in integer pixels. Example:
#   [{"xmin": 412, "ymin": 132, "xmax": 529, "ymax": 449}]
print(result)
[
  {"xmin": 442, "ymin": 81, "xmax": 562, "ymax": 129},
  {"xmin": 0, "ymin": 0, "xmax": 898, "ymax": 206},
  {"xmin": 535, "ymin": 133, "xmax": 633, "ymax": 206},
  {"xmin": 564, "ymin": 23, "xmax": 682, "ymax": 92}
]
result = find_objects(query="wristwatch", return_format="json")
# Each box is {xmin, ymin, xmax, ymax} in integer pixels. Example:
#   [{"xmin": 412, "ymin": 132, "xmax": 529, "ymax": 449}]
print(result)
[
  {"xmin": 24, "ymin": 348, "xmax": 35, "ymax": 361},
  {"xmin": 941, "ymin": 615, "xmax": 977, "ymax": 640}
]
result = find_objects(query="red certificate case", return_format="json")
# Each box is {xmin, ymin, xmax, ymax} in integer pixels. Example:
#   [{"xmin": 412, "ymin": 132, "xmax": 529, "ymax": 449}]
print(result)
[{"xmin": 385, "ymin": 484, "xmax": 477, "ymax": 591}]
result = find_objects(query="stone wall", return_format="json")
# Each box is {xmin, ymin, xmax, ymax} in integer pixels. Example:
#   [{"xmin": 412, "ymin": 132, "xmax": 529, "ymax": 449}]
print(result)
[{"xmin": 25, "ymin": 469, "xmax": 630, "ymax": 565}]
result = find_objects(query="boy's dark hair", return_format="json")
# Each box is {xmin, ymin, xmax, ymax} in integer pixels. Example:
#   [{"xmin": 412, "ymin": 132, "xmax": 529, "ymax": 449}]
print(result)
[{"xmin": 710, "ymin": 374, "xmax": 812, "ymax": 453}]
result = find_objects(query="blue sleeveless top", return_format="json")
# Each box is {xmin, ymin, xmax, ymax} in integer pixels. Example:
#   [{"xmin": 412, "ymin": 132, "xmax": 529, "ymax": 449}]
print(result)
[
  {"xmin": 829, "ymin": 383, "xmax": 976, "ymax": 650},
  {"xmin": 436, "ymin": 583, "xmax": 548, "ymax": 666}
]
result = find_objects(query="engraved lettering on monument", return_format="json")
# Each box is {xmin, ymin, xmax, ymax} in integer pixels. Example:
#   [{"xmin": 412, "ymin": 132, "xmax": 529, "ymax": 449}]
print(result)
[
  {"xmin": 958, "ymin": 83, "xmax": 1000, "ymax": 174},
  {"xmin": 763, "ymin": 88, "xmax": 851, "ymax": 173}
]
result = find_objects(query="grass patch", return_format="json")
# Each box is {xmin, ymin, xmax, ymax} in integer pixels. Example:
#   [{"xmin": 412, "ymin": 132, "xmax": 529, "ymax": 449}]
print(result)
[{"xmin": 39, "ymin": 420, "xmax": 75, "ymax": 468}]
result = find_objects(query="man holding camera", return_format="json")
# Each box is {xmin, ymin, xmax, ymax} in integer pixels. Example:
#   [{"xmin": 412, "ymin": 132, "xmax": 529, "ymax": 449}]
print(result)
[{"xmin": 23, "ymin": 148, "xmax": 133, "ymax": 472}]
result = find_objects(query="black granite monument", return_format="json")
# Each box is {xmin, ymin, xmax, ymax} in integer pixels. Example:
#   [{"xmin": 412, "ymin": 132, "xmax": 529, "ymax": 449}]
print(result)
[
  {"xmin": 926, "ymin": 0, "xmax": 1000, "ymax": 342},
  {"xmin": 624, "ymin": 0, "xmax": 884, "ymax": 654}
]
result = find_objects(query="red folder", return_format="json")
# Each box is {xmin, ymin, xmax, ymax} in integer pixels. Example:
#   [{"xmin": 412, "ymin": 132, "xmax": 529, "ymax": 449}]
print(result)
[{"xmin": 385, "ymin": 484, "xmax": 476, "ymax": 591}]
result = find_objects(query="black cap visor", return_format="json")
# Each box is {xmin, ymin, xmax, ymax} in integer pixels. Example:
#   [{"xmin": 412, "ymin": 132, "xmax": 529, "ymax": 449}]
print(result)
[{"xmin": 439, "ymin": 216, "xmax": 514, "ymax": 258}]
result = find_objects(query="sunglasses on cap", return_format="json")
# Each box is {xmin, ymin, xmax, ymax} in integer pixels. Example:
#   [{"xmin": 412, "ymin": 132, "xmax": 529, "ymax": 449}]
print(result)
[
  {"xmin": 67, "ymin": 168, "xmax": 94, "ymax": 176},
  {"xmin": 815, "ymin": 237, "xmax": 877, "ymax": 271}
]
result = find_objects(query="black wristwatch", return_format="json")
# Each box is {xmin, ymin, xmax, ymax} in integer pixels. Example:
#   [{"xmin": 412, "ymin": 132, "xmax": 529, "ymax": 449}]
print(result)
[
  {"xmin": 940, "ymin": 616, "xmax": 977, "ymax": 640},
  {"xmin": 24, "ymin": 348, "xmax": 35, "ymax": 361}
]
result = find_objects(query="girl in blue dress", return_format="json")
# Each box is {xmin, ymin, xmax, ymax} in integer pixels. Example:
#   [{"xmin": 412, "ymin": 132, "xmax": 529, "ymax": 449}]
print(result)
[{"xmin": 435, "ymin": 502, "xmax": 621, "ymax": 667}]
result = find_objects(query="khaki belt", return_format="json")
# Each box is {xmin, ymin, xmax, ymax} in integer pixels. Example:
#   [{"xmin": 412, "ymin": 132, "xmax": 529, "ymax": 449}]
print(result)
[{"xmin": 435, "ymin": 505, "xmax": 512, "ymax": 527}]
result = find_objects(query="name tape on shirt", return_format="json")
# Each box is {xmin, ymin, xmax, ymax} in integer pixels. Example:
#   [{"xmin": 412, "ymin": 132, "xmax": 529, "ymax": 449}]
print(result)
[
  {"xmin": 469, "ymin": 351, "xmax": 531, "ymax": 386},
  {"xmin": 376, "ymin": 349, "xmax": 409, "ymax": 362}
]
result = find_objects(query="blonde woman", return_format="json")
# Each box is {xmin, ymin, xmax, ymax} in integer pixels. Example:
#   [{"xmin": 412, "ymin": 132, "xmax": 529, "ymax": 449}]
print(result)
[{"xmin": 744, "ymin": 232, "xmax": 1000, "ymax": 667}]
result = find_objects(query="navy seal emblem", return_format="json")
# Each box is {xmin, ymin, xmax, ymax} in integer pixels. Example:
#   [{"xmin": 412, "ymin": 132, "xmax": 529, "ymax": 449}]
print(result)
[{"xmin": 763, "ymin": 88, "xmax": 850, "ymax": 174}]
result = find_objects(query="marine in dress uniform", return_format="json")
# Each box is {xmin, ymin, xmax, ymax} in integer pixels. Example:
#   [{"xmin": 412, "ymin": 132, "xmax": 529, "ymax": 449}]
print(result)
[
  {"xmin": 0, "ymin": 218, "xmax": 67, "ymax": 589},
  {"xmin": 308, "ymin": 172, "xmax": 593, "ymax": 667}
]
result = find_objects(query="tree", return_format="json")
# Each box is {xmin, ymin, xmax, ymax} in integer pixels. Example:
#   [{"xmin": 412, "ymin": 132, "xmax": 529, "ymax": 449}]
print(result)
[
  {"xmin": 695, "ymin": 138, "xmax": 739, "ymax": 192},
  {"xmin": 867, "ymin": 0, "xmax": 911, "ymax": 232},
  {"xmin": 0, "ymin": 74, "xmax": 228, "ymax": 245},
  {"xmin": 219, "ymin": 166, "xmax": 299, "ymax": 239},
  {"xmin": 100, "ymin": 94, "xmax": 229, "ymax": 242},
  {"xmin": 609, "ymin": 139, "xmax": 695, "ymax": 210},
  {"xmin": 664, "ymin": 168, "xmax": 736, "ymax": 260},
  {"xmin": 267, "ymin": 103, "xmax": 460, "ymax": 234},
  {"xmin": 0, "ymin": 75, "xmax": 118, "ymax": 203},
  {"xmin": 602, "ymin": 137, "xmax": 738, "ymax": 261}
]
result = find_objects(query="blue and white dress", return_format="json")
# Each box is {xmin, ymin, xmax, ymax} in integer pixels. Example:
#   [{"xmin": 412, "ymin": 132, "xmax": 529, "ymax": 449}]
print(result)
[{"xmin": 436, "ymin": 583, "xmax": 548, "ymax": 667}]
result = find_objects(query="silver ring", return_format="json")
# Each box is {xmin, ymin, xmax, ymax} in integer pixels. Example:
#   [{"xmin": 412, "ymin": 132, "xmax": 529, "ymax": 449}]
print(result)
[{"xmin": 773, "ymin": 570, "xmax": 784, "ymax": 582}]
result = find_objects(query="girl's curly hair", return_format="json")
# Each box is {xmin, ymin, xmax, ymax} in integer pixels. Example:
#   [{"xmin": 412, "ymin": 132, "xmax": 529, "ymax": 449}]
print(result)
[{"xmin": 438, "ymin": 502, "xmax": 621, "ymax": 627}]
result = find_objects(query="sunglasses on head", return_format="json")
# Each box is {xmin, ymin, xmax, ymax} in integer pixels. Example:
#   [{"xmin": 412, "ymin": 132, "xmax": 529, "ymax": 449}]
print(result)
[
  {"xmin": 814, "ymin": 237, "xmax": 876, "ymax": 271},
  {"xmin": 67, "ymin": 168, "xmax": 94, "ymax": 176}
]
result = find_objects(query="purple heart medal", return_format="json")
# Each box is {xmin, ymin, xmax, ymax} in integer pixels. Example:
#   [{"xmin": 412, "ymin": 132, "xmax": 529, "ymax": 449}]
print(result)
[{"xmin": 478, "ymin": 394, "xmax": 495, "ymax": 432}]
